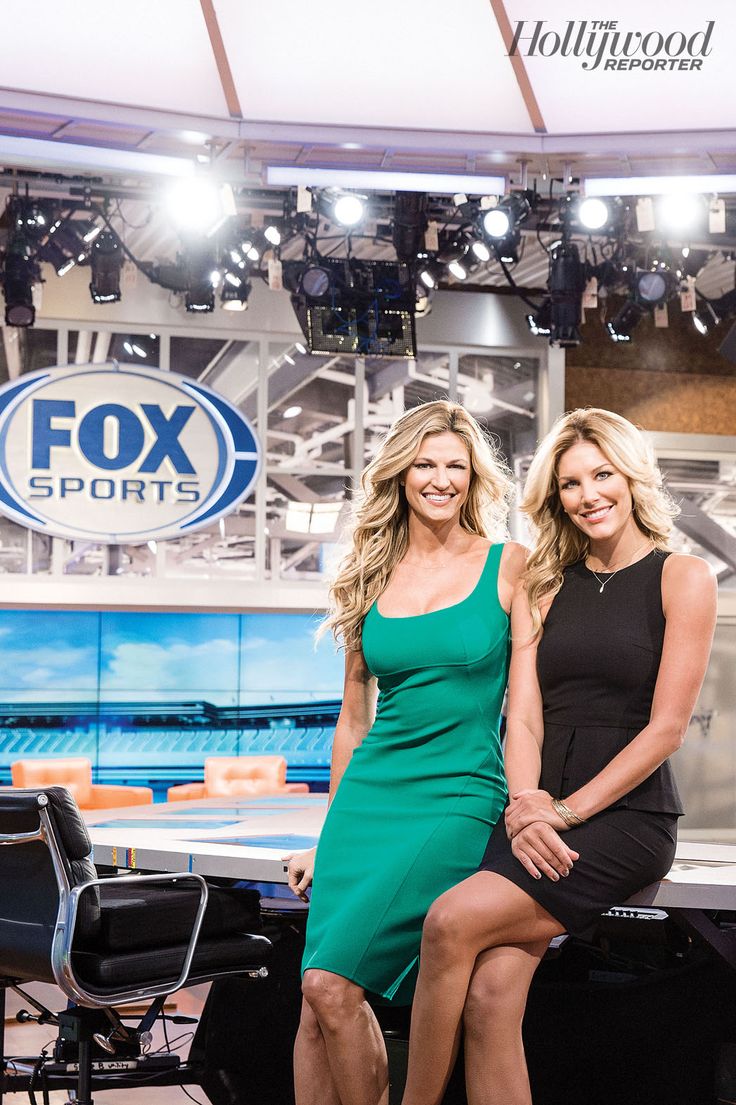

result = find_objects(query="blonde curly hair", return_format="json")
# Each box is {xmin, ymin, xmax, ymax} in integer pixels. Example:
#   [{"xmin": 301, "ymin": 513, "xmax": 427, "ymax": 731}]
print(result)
[
  {"xmin": 322, "ymin": 400, "xmax": 514, "ymax": 650},
  {"xmin": 523, "ymin": 407, "xmax": 679, "ymax": 634}
]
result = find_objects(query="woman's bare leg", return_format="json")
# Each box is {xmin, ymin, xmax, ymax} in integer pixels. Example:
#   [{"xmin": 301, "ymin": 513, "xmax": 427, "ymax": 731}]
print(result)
[
  {"xmin": 463, "ymin": 941, "xmax": 549, "ymax": 1105},
  {"xmin": 300, "ymin": 968, "xmax": 389, "ymax": 1105},
  {"xmin": 401, "ymin": 872, "xmax": 563, "ymax": 1105},
  {"xmin": 294, "ymin": 996, "xmax": 342, "ymax": 1105}
]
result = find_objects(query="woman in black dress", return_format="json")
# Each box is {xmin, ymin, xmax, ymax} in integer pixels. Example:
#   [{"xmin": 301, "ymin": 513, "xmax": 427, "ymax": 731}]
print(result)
[{"xmin": 400, "ymin": 408, "xmax": 717, "ymax": 1105}]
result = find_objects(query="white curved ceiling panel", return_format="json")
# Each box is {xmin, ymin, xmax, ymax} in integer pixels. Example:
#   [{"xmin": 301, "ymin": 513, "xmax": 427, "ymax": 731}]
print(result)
[
  {"xmin": 0, "ymin": 0, "xmax": 229, "ymax": 117},
  {"xmin": 214, "ymin": 0, "xmax": 534, "ymax": 133},
  {"xmin": 503, "ymin": 0, "xmax": 732, "ymax": 134}
]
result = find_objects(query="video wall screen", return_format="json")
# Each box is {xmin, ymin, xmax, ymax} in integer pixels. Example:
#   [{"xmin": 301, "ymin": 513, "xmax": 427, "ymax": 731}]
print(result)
[{"xmin": 0, "ymin": 611, "xmax": 343, "ymax": 784}]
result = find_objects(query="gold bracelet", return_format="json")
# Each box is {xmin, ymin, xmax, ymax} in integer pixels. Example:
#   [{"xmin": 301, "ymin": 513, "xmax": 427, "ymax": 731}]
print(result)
[{"xmin": 551, "ymin": 797, "xmax": 586, "ymax": 828}]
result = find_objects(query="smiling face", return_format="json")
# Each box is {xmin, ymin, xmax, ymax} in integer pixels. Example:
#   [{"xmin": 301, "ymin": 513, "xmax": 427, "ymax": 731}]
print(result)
[
  {"xmin": 403, "ymin": 431, "xmax": 472, "ymax": 527},
  {"xmin": 556, "ymin": 439, "xmax": 637, "ymax": 543}
]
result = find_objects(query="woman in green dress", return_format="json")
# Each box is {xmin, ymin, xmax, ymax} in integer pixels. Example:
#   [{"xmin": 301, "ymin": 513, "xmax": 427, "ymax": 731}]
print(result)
[{"xmin": 285, "ymin": 400, "xmax": 526, "ymax": 1105}]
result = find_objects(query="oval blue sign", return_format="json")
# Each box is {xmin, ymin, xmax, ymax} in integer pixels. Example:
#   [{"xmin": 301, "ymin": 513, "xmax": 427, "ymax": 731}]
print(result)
[{"xmin": 0, "ymin": 362, "xmax": 261, "ymax": 544}]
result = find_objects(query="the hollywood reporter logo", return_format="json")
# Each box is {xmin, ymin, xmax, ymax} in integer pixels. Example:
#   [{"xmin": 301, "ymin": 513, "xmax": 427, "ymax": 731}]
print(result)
[{"xmin": 509, "ymin": 20, "xmax": 714, "ymax": 71}]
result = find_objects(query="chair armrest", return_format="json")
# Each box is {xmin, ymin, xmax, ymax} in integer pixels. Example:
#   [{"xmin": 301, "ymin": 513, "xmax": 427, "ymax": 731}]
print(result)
[
  {"xmin": 167, "ymin": 783, "xmax": 205, "ymax": 801},
  {"xmin": 53, "ymin": 871, "xmax": 209, "ymax": 1009},
  {"xmin": 87, "ymin": 785, "xmax": 154, "ymax": 808}
]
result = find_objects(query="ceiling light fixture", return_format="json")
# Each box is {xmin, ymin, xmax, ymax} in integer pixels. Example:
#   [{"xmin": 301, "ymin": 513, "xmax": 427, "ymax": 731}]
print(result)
[
  {"xmin": 577, "ymin": 197, "xmax": 610, "ymax": 231},
  {"xmin": 0, "ymin": 134, "xmax": 196, "ymax": 178},
  {"xmin": 583, "ymin": 174, "xmax": 736, "ymax": 197},
  {"xmin": 221, "ymin": 277, "xmax": 251, "ymax": 311},
  {"xmin": 89, "ymin": 230, "xmax": 123, "ymax": 303},
  {"xmin": 332, "ymin": 194, "xmax": 367, "ymax": 228},
  {"xmin": 266, "ymin": 165, "xmax": 505, "ymax": 196},
  {"xmin": 166, "ymin": 179, "xmax": 237, "ymax": 234},
  {"xmin": 607, "ymin": 300, "xmax": 642, "ymax": 342},
  {"xmin": 657, "ymin": 193, "xmax": 703, "ymax": 233},
  {"xmin": 2, "ymin": 245, "xmax": 39, "ymax": 327},
  {"xmin": 548, "ymin": 242, "xmax": 585, "ymax": 347}
]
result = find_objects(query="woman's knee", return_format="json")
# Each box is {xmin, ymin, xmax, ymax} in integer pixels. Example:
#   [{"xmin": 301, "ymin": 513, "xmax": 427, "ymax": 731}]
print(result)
[
  {"xmin": 422, "ymin": 887, "xmax": 484, "ymax": 958},
  {"xmin": 297, "ymin": 996, "xmax": 323, "ymax": 1043},
  {"xmin": 301, "ymin": 969, "xmax": 362, "ymax": 1026}
]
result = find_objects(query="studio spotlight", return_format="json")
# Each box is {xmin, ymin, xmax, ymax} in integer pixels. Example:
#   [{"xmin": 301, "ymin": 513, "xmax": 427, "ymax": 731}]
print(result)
[
  {"xmin": 448, "ymin": 259, "xmax": 468, "ymax": 281},
  {"xmin": 167, "ymin": 179, "xmax": 236, "ymax": 234},
  {"xmin": 437, "ymin": 231, "xmax": 468, "ymax": 264},
  {"xmin": 482, "ymin": 207, "xmax": 512, "ymax": 239},
  {"xmin": 47, "ymin": 219, "xmax": 88, "ymax": 268},
  {"xmin": 548, "ymin": 242, "xmax": 585, "ymax": 347},
  {"xmin": 657, "ymin": 193, "xmax": 703, "ymax": 233},
  {"xmin": 606, "ymin": 300, "xmax": 643, "ymax": 343},
  {"xmin": 331, "ymin": 193, "xmax": 367, "ymax": 227},
  {"xmin": 10, "ymin": 197, "xmax": 51, "ymax": 239},
  {"xmin": 418, "ymin": 262, "xmax": 440, "ymax": 290},
  {"xmin": 481, "ymin": 194, "xmax": 530, "ymax": 240},
  {"xmin": 221, "ymin": 275, "xmax": 252, "ymax": 311},
  {"xmin": 40, "ymin": 239, "xmax": 76, "ymax": 276},
  {"xmin": 526, "ymin": 300, "xmax": 553, "ymax": 337},
  {"xmin": 692, "ymin": 301, "xmax": 719, "ymax": 335},
  {"xmin": 301, "ymin": 265, "xmax": 332, "ymax": 297},
  {"xmin": 264, "ymin": 224, "xmax": 282, "ymax": 246},
  {"xmin": 89, "ymin": 230, "xmax": 123, "ymax": 303},
  {"xmin": 392, "ymin": 192, "xmax": 428, "ymax": 263},
  {"xmin": 633, "ymin": 269, "xmax": 674, "ymax": 307},
  {"xmin": 2, "ymin": 245, "xmax": 40, "ymax": 327},
  {"xmin": 470, "ymin": 239, "xmax": 491, "ymax": 262},
  {"xmin": 577, "ymin": 197, "xmax": 610, "ymax": 231},
  {"xmin": 184, "ymin": 251, "xmax": 218, "ymax": 312}
]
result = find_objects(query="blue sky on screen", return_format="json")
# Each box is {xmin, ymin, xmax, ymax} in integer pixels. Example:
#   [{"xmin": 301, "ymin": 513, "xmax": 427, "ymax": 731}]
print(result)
[
  {"xmin": 0, "ymin": 610, "xmax": 343, "ymax": 705},
  {"xmin": 240, "ymin": 613, "xmax": 343, "ymax": 700},
  {"xmin": 0, "ymin": 611, "xmax": 99, "ymax": 696}
]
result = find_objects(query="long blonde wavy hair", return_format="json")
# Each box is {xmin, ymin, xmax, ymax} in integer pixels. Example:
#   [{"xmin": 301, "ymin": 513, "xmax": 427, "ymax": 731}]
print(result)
[
  {"xmin": 323, "ymin": 400, "xmax": 513, "ymax": 650},
  {"xmin": 524, "ymin": 407, "xmax": 679, "ymax": 634}
]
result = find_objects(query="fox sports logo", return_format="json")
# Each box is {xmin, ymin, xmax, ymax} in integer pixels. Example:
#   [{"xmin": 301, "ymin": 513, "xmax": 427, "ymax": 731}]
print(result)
[{"xmin": 0, "ymin": 363, "xmax": 261, "ymax": 544}]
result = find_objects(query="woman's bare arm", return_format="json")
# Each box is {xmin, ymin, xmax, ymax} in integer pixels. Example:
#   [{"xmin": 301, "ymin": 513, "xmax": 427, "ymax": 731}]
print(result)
[{"xmin": 285, "ymin": 645, "xmax": 377, "ymax": 899}]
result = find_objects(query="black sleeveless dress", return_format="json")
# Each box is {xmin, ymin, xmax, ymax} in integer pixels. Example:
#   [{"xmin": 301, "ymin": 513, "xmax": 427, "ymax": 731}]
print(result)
[{"xmin": 478, "ymin": 549, "xmax": 681, "ymax": 938}]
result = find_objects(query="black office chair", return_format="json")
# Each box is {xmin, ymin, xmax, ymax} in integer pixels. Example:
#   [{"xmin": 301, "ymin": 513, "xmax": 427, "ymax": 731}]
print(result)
[{"xmin": 0, "ymin": 786, "xmax": 271, "ymax": 1105}]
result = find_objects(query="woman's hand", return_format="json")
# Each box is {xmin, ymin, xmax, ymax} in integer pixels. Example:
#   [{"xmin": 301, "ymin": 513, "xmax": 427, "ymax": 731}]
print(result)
[
  {"xmin": 511, "ymin": 822, "xmax": 579, "ymax": 881},
  {"xmin": 283, "ymin": 846, "xmax": 317, "ymax": 902},
  {"xmin": 505, "ymin": 788, "xmax": 567, "ymax": 837}
]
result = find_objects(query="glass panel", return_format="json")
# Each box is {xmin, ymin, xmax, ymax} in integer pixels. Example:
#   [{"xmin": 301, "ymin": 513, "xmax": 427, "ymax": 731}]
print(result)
[
  {"xmin": 674, "ymin": 618, "xmax": 736, "ymax": 829},
  {"xmin": 109, "ymin": 332, "xmax": 161, "ymax": 366},
  {"xmin": 267, "ymin": 345, "xmax": 357, "ymax": 473},
  {"xmin": 169, "ymin": 335, "xmax": 227, "ymax": 378},
  {"xmin": 0, "ymin": 517, "xmax": 30, "ymax": 574},
  {"xmin": 161, "ymin": 492, "xmax": 257, "ymax": 580},
  {"xmin": 457, "ymin": 353, "xmax": 538, "ymax": 464},
  {"xmin": 655, "ymin": 453, "xmax": 736, "ymax": 591},
  {"xmin": 267, "ymin": 474, "xmax": 348, "ymax": 582},
  {"xmin": 404, "ymin": 350, "xmax": 451, "ymax": 408}
]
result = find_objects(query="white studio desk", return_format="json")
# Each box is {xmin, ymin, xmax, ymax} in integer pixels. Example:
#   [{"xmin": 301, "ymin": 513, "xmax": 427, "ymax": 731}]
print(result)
[{"xmin": 84, "ymin": 795, "xmax": 736, "ymax": 967}]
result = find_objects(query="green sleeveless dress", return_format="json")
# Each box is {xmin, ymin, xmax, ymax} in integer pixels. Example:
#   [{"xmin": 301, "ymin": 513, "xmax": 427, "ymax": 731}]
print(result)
[{"xmin": 302, "ymin": 542, "xmax": 510, "ymax": 1003}]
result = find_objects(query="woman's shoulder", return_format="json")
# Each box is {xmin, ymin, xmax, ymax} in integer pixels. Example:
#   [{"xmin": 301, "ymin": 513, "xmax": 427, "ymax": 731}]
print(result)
[
  {"xmin": 661, "ymin": 552, "xmax": 717, "ymax": 620},
  {"xmin": 662, "ymin": 551, "xmax": 717, "ymax": 588},
  {"xmin": 498, "ymin": 541, "xmax": 529, "ymax": 590}
]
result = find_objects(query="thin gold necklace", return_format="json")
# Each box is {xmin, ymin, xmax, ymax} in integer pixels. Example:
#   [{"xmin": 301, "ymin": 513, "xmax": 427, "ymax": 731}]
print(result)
[{"xmin": 585, "ymin": 542, "xmax": 653, "ymax": 594}]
